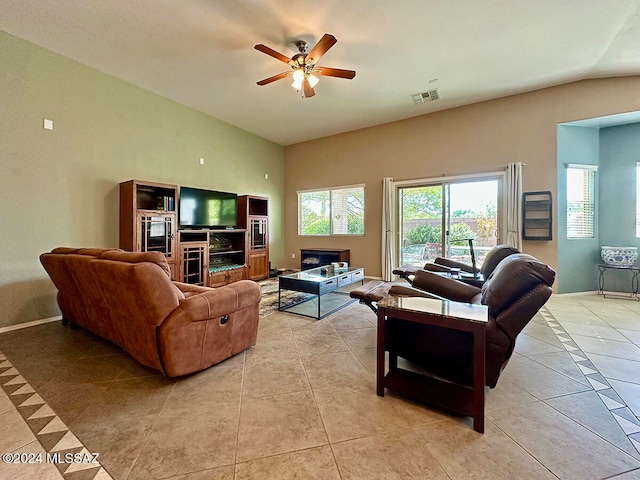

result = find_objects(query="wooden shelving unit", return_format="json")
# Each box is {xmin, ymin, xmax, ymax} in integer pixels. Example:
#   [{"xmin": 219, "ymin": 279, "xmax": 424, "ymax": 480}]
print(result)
[{"xmin": 120, "ymin": 180, "xmax": 178, "ymax": 279}]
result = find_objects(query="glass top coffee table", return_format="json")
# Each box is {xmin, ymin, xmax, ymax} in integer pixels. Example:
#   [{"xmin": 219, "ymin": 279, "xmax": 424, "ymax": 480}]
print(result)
[{"xmin": 278, "ymin": 266, "xmax": 364, "ymax": 319}]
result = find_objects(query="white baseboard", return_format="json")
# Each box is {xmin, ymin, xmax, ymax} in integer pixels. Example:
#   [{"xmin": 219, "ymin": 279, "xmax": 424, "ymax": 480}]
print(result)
[{"xmin": 0, "ymin": 316, "xmax": 62, "ymax": 334}]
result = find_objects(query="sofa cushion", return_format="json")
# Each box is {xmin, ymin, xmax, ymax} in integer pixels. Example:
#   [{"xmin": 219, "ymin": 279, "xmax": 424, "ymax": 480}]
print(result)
[{"xmin": 100, "ymin": 250, "xmax": 172, "ymax": 279}]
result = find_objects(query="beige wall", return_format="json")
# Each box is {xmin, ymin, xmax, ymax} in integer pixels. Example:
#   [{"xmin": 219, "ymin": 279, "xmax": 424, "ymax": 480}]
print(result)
[
  {"xmin": 0, "ymin": 32, "xmax": 284, "ymax": 327},
  {"xmin": 284, "ymin": 76, "xmax": 640, "ymax": 280}
]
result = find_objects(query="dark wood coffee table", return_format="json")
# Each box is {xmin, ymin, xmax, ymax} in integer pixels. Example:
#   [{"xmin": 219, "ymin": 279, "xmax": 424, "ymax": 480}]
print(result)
[
  {"xmin": 278, "ymin": 266, "xmax": 364, "ymax": 319},
  {"xmin": 376, "ymin": 295, "xmax": 489, "ymax": 432}
]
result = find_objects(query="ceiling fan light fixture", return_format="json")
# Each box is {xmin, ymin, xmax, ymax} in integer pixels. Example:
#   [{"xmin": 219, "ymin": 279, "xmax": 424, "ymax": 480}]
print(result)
[
  {"xmin": 307, "ymin": 73, "xmax": 319, "ymax": 88},
  {"xmin": 291, "ymin": 69, "xmax": 304, "ymax": 90}
]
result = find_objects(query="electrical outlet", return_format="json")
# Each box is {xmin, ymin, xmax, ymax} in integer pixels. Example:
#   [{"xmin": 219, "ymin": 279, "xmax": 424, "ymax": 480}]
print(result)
[
  {"xmin": 291, "ymin": 253, "xmax": 295, "ymax": 259},
  {"xmin": 264, "ymin": 173, "xmax": 269, "ymax": 180},
  {"xmin": 199, "ymin": 158, "xmax": 205, "ymax": 165},
  {"xmin": 43, "ymin": 119, "xmax": 53, "ymax": 130}
]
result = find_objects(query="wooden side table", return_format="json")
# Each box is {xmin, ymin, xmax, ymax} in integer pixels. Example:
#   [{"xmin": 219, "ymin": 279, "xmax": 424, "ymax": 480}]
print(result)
[{"xmin": 376, "ymin": 296, "xmax": 489, "ymax": 433}]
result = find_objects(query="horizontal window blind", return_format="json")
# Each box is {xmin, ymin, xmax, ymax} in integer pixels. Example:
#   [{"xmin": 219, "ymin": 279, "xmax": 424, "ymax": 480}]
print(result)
[{"xmin": 566, "ymin": 166, "xmax": 595, "ymax": 239}]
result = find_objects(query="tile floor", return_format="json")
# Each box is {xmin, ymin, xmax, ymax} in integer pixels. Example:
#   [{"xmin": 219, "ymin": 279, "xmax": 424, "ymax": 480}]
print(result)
[{"xmin": 1, "ymin": 293, "xmax": 640, "ymax": 479}]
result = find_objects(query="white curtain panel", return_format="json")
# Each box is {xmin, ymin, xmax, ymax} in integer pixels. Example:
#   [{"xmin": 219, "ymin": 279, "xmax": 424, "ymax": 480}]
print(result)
[
  {"xmin": 505, "ymin": 162, "xmax": 523, "ymax": 251},
  {"xmin": 382, "ymin": 177, "xmax": 396, "ymax": 281}
]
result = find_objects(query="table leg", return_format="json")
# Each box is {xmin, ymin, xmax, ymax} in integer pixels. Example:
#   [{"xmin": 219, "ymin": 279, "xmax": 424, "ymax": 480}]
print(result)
[
  {"xmin": 472, "ymin": 323, "xmax": 486, "ymax": 433},
  {"xmin": 278, "ymin": 288, "xmax": 281, "ymax": 310},
  {"xmin": 376, "ymin": 309, "xmax": 386, "ymax": 397},
  {"xmin": 598, "ymin": 265, "xmax": 605, "ymax": 295}
]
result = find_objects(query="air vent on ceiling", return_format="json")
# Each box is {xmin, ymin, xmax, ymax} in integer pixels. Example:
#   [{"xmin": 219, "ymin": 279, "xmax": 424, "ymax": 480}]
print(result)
[{"xmin": 411, "ymin": 89, "xmax": 440, "ymax": 105}]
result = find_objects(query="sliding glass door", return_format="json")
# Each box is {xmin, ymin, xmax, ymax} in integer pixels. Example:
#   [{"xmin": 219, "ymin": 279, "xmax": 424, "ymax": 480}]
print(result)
[{"xmin": 398, "ymin": 178, "xmax": 500, "ymax": 268}]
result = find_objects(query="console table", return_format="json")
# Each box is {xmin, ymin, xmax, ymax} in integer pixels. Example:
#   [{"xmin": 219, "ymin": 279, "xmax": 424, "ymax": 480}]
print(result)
[
  {"xmin": 376, "ymin": 295, "xmax": 489, "ymax": 433},
  {"xmin": 597, "ymin": 264, "xmax": 640, "ymax": 301}
]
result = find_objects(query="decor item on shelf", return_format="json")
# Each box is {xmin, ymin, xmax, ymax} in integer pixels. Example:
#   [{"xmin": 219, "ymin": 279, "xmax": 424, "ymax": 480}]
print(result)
[
  {"xmin": 254, "ymin": 33, "xmax": 356, "ymax": 98},
  {"xmin": 600, "ymin": 246, "xmax": 638, "ymax": 267}
]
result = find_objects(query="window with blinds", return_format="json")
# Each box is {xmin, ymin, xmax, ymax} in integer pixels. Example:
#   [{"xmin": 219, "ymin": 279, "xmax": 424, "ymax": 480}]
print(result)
[
  {"xmin": 566, "ymin": 165, "xmax": 596, "ymax": 239},
  {"xmin": 298, "ymin": 185, "xmax": 364, "ymax": 235}
]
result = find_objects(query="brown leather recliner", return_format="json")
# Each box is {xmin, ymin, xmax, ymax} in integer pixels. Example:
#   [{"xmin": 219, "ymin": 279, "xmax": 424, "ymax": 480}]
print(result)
[
  {"xmin": 394, "ymin": 244, "xmax": 520, "ymax": 287},
  {"xmin": 386, "ymin": 253, "xmax": 555, "ymax": 388}
]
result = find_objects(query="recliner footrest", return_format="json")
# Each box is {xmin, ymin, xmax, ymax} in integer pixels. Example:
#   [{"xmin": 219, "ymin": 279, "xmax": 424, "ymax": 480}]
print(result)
[{"xmin": 350, "ymin": 281, "xmax": 394, "ymax": 313}]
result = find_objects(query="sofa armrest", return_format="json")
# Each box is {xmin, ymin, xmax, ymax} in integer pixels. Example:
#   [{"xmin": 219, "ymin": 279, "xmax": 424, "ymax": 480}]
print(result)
[
  {"xmin": 176, "ymin": 280, "xmax": 261, "ymax": 321},
  {"xmin": 411, "ymin": 270, "xmax": 482, "ymax": 303},
  {"xmin": 173, "ymin": 281, "xmax": 211, "ymax": 295}
]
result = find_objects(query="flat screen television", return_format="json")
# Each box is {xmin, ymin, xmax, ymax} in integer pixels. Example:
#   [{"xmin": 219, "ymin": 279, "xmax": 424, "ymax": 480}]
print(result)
[{"xmin": 179, "ymin": 186, "xmax": 237, "ymax": 229}]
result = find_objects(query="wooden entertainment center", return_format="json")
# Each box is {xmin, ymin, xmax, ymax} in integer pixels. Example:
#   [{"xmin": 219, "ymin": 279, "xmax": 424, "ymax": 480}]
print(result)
[{"xmin": 119, "ymin": 180, "xmax": 269, "ymax": 286}]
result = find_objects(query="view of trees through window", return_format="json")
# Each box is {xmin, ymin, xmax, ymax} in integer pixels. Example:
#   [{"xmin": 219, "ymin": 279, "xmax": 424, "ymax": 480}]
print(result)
[
  {"xmin": 299, "ymin": 186, "xmax": 364, "ymax": 235},
  {"xmin": 399, "ymin": 180, "xmax": 498, "ymax": 267}
]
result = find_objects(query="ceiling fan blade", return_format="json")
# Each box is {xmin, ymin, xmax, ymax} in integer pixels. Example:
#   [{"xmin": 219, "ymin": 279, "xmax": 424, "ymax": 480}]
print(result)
[
  {"xmin": 314, "ymin": 66, "xmax": 356, "ymax": 79},
  {"xmin": 256, "ymin": 72, "xmax": 291, "ymax": 86},
  {"xmin": 303, "ymin": 77, "xmax": 315, "ymax": 98},
  {"xmin": 254, "ymin": 44, "xmax": 291, "ymax": 64},
  {"xmin": 305, "ymin": 33, "xmax": 337, "ymax": 65}
]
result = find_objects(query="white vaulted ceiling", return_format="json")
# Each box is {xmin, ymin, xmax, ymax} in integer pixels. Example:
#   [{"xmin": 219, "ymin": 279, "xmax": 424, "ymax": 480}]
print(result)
[{"xmin": 2, "ymin": 0, "xmax": 640, "ymax": 145}]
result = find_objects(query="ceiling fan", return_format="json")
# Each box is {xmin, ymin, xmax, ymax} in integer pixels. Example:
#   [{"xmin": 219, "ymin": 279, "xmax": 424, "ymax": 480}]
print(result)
[{"xmin": 254, "ymin": 33, "xmax": 356, "ymax": 98}]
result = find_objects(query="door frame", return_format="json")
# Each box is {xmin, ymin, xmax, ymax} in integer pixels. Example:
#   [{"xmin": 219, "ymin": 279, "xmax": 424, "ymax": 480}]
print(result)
[{"xmin": 394, "ymin": 171, "xmax": 505, "ymax": 265}]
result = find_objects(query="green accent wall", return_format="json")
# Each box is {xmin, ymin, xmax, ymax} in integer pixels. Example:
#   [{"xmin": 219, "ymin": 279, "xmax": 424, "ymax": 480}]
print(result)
[
  {"xmin": 556, "ymin": 125, "xmax": 600, "ymax": 293},
  {"xmin": 0, "ymin": 31, "xmax": 284, "ymax": 327},
  {"xmin": 598, "ymin": 123, "xmax": 640, "ymax": 293}
]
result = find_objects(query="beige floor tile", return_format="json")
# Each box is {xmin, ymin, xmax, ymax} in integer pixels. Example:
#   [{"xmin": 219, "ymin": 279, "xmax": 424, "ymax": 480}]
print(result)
[
  {"xmin": 242, "ymin": 350, "xmax": 309, "ymax": 398},
  {"xmin": 302, "ymin": 351, "xmax": 372, "ymax": 390},
  {"xmin": 36, "ymin": 380, "xmax": 109, "ymax": 424},
  {"xmin": 0, "ymin": 440, "xmax": 64, "ymax": 480},
  {"xmin": 571, "ymin": 334, "xmax": 640, "ymax": 361},
  {"xmin": 484, "ymin": 379, "xmax": 539, "ymax": 412},
  {"xmin": 127, "ymin": 402, "xmax": 240, "ymax": 480},
  {"xmin": 619, "ymin": 328, "xmax": 640, "ymax": 345},
  {"xmin": 552, "ymin": 311, "xmax": 610, "ymax": 326},
  {"xmin": 235, "ymin": 445, "xmax": 340, "ymax": 480},
  {"xmin": 546, "ymin": 390, "xmax": 640, "ymax": 459},
  {"xmin": 587, "ymin": 353, "xmax": 640, "ymax": 384},
  {"xmin": 0, "ymin": 409, "xmax": 36, "ymax": 453},
  {"xmin": 327, "ymin": 309, "xmax": 375, "ymax": 331},
  {"xmin": 69, "ymin": 413, "xmax": 156, "ymax": 480},
  {"xmin": 292, "ymin": 321, "xmax": 350, "ymax": 356},
  {"xmin": 599, "ymin": 315, "xmax": 640, "ymax": 332},
  {"xmin": 513, "ymin": 334, "xmax": 564, "ymax": 356},
  {"xmin": 609, "ymin": 469, "xmax": 640, "ymax": 479},
  {"xmin": 313, "ymin": 383, "xmax": 449, "ymax": 443},
  {"xmin": 487, "ymin": 401, "xmax": 640, "ymax": 480},
  {"xmin": 336, "ymin": 327, "xmax": 377, "ymax": 351},
  {"xmin": 165, "ymin": 465, "xmax": 235, "ymax": 479},
  {"xmin": 164, "ymin": 361, "xmax": 243, "ymax": 411},
  {"xmin": 561, "ymin": 320, "xmax": 629, "ymax": 342},
  {"xmin": 0, "ymin": 383, "xmax": 14, "ymax": 414},
  {"xmin": 609, "ymin": 379, "xmax": 640, "ymax": 417},
  {"xmin": 414, "ymin": 419, "xmax": 557, "ymax": 479},
  {"xmin": 331, "ymin": 430, "xmax": 449, "ymax": 480},
  {"xmin": 352, "ymin": 348, "xmax": 376, "ymax": 374},
  {"xmin": 500, "ymin": 356, "xmax": 591, "ymax": 399},
  {"xmin": 520, "ymin": 323, "xmax": 565, "ymax": 347},
  {"xmin": 527, "ymin": 351, "xmax": 590, "ymax": 386},
  {"xmin": 236, "ymin": 390, "xmax": 328, "ymax": 463},
  {"xmin": 71, "ymin": 375, "xmax": 175, "ymax": 424}
]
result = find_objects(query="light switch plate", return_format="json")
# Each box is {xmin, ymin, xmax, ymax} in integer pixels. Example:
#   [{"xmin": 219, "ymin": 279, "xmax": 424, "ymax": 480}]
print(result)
[{"xmin": 43, "ymin": 119, "xmax": 53, "ymax": 130}]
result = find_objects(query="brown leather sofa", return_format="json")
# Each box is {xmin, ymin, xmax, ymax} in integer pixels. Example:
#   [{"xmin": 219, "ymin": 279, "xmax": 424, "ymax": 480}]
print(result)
[
  {"xmin": 393, "ymin": 244, "xmax": 520, "ymax": 287},
  {"xmin": 385, "ymin": 253, "xmax": 555, "ymax": 387},
  {"xmin": 40, "ymin": 247, "xmax": 261, "ymax": 377}
]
